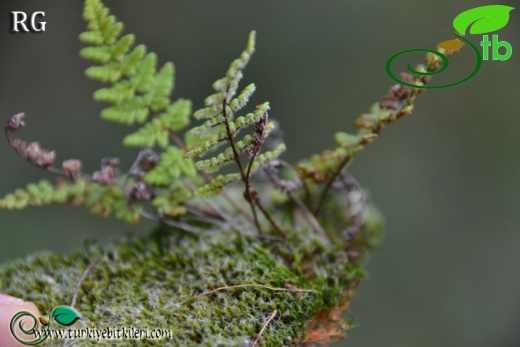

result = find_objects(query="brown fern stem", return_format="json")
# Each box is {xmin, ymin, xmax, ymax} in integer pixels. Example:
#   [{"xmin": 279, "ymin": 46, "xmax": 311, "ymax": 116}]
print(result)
[
  {"xmin": 256, "ymin": 200, "xmax": 284, "ymax": 236},
  {"xmin": 313, "ymin": 157, "xmax": 352, "ymax": 217},
  {"xmin": 221, "ymin": 99, "xmax": 263, "ymax": 235}
]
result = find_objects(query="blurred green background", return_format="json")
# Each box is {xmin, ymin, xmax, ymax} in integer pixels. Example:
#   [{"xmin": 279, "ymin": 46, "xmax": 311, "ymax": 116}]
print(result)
[{"xmin": 1, "ymin": 1, "xmax": 519, "ymax": 346}]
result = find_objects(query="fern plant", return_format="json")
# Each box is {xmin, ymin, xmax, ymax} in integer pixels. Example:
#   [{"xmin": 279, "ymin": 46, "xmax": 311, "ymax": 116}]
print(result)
[
  {"xmin": 2, "ymin": 1, "xmax": 290, "ymax": 236},
  {"xmin": 1, "ymin": 0, "xmax": 451, "ymax": 240},
  {"xmin": 1, "ymin": 1, "xmax": 459, "ymax": 343},
  {"xmin": 184, "ymin": 31, "xmax": 286, "ymax": 233}
]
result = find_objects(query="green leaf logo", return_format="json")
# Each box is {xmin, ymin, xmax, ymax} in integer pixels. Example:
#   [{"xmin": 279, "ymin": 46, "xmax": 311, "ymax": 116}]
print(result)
[
  {"xmin": 453, "ymin": 5, "xmax": 514, "ymax": 35},
  {"xmin": 51, "ymin": 306, "xmax": 81, "ymax": 326}
]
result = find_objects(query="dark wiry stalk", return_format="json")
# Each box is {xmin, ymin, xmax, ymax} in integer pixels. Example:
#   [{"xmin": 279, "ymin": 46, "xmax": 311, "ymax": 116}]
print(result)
[
  {"xmin": 221, "ymin": 98, "xmax": 263, "ymax": 235},
  {"xmin": 169, "ymin": 132, "xmax": 186, "ymax": 149},
  {"xmin": 264, "ymin": 161, "xmax": 327, "ymax": 239},
  {"xmin": 242, "ymin": 113, "xmax": 284, "ymax": 235},
  {"xmin": 255, "ymin": 200, "xmax": 284, "ymax": 237},
  {"xmin": 313, "ymin": 157, "xmax": 352, "ymax": 217},
  {"xmin": 130, "ymin": 204, "xmax": 205, "ymax": 234}
]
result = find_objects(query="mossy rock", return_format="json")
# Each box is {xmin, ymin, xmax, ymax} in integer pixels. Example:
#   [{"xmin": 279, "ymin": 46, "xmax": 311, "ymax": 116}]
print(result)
[{"xmin": 0, "ymin": 208, "xmax": 382, "ymax": 347}]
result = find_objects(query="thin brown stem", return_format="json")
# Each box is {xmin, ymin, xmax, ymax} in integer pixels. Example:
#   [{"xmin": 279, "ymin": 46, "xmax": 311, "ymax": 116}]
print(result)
[
  {"xmin": 176, "ymin": 283, "xmax": 317, "ymax": 306},
  {"xmin": 4, "ymin": 115, "xmax": 95, "ymax": 182},
  {"xmin": 313, "ymin": 156, "xmax": 352, "ymax": 217},
  {"xmin": 169, "ymin": 132, "xmax": 185, "ymax": 149},
  {"xmin": 256, "ymin": 201, "xmax": 284, "ymax": 236},
  {"xmin": 70, "ymin": 257, "xmax": 101, "ymax": 308},
  {"xmin": 252, "ymin": 310, "xmax": 278, "ymax": 347},
  {"xmin": 288, "ymin": 191, "xmax": 328, "ymax": 239},
  {"xmin": 130, "ymin": 204, "xmax": 204, "ymax": 234},
  {"xmin": 222, "ymin": 98, "xmax": 263, "ymax": 234},
  {"xmin": 263, "ymin": 163, "xmax": 327, "ymax": 239}
]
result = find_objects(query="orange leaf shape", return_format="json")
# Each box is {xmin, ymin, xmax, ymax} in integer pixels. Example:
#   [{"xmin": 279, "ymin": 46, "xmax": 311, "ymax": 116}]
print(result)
[{"xmin": 437, "ymin": 39, "xmax": 465, "ymax": 51}]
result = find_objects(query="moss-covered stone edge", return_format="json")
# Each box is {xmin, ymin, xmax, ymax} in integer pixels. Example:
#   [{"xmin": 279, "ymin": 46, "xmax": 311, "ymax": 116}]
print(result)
[{"xmin": 0, "ymin": 210, "xmax": 382, "ymax": 346}]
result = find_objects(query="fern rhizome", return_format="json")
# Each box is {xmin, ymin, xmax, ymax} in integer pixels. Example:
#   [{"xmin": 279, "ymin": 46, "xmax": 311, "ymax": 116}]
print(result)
[{"xmin": 1, "ymin": 0, "xmax": 454, "ymax": 344}]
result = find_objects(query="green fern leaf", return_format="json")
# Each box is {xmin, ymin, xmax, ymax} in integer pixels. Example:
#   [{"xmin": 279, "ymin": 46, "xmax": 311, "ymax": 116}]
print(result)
[
  {"xmin": 80, "ymin": 0, "xmax": 175, "ymax": 126},
  {"xmin": 84, "ymin": 184, "xmax": 139, "ymax": 223},
  {"xmin": 123, "ymin": 118, "xmax": 168, "ymax": 148},
  {"xmin": 195, "ymin": 174, "xmax": 242, "ymax": 197},
  {"xmin": 144, "ymin": 147, "xmax": 198, "ymax": 186},
  {"xmin": 185, "ymin": 31, "xmax": 285, "ymax": 202},
  {"xmin": 0, "ymin": 180, "xmax": 87, "ymax": 210}
]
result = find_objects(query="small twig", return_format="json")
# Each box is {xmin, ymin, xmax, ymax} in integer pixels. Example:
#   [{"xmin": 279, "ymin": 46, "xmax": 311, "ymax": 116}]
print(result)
[
  {"xmin": 130, "ymin": 205, "xmax": 204, "ymax": 234},
  {"xmin": 63, "ymin": 259, "xmax": 101, "ymax": 346},
  {"xmin": 5, "ymin": 113, "xmax": 130, "ymax": 191},
  {"xmin": 264, "ymin": 162, "xmax": 328, "ymax": 239},
  {"xmin": 70, "ymin": 257, "xmax": 101, "ymax": 308},
  {"xmin": 255, "ymin": 201, "xmax": 285, "ymax": 236},
  {"xmin": 184, "ymin": 204, "xmax": 228, "ymax": 228},
  {"xmin": 251, "ymin": 310, "xmax": 277, "ymax": 347},
  {"xmin": 5, "ymin": 113, "xmax": 94, "ymax": 181},
  {"xmin": 200, "ymin": 197, "xmax": 243, "ymax": 230},
  {"xmin": 241, "ymin": 113, "xmax": 286, "ymax": 235},
  {"xmin": 313, "ymin": 156, "xmax": 352, "ymax": 217},
  {"xmin": 337, "ymin": 172, "xmax": 366, "ymax": 240},
  {"xmin": 176, "ymin": 284, "xmax": 317, "ymax": 306},
  {"xmin": 169, "ymin": 132, "xmax": 185, "ymax": 149},
  {"xmin": 288, "ymin": 191, "xmax": 328, "ymax": 239}
]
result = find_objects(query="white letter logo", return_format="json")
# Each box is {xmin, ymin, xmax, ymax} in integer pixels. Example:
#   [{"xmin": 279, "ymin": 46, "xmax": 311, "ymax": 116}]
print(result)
[{"xmin": 10, "ymin": 11, "xmax": 46, "ymax": 32}]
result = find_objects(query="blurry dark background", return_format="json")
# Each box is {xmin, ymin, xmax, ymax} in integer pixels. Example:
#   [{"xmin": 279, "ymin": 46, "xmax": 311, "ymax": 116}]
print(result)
[{"xmin": 1, "ymin": 1, "xmax": 519, "ymax": 346}]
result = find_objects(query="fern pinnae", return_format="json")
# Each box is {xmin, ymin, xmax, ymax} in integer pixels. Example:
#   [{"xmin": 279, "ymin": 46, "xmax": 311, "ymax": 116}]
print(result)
[
  {"xmin": 80, "ymin": 1, "xmax": 177, "ymax": 127},
  {"xmin": 184, "ymin": 30, "xmax": 287, "ymax": 234}
]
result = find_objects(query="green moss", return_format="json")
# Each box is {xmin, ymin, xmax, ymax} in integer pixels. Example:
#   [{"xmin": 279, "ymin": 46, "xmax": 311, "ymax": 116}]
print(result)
[{"xmin": 0, "ymin": 206, "xmax": 382, "ymax": 346}]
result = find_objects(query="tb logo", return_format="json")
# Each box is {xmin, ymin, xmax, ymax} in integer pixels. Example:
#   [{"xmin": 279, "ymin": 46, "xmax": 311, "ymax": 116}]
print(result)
[
  {"xmin": 386, "ymin": 5, "xmax": 515, "ymax": 89},
  {"xmin": 10, "ymin": 11, "xmax": 46, "ymax": 33}
]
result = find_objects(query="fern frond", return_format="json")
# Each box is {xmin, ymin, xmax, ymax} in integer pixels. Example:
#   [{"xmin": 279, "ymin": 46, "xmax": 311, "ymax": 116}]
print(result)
[
  {"xmin": 144, "ymin": 147, "xmax": 198, "ymax": 186},
  {"xmin": 122, "ymin": 118, "xmax": 169, "ymax": 148},
  {"xmin": 249, "ymin": 143, "xmax": 286, "ymax": 172},
  {"xmin": 195, "ymin": 122, "xmax": 276, "ymax": 173},
  {"xmin": 230, "ymin": 83, "xmax": 256, "ymax": 112},
  {"xmin": 185, "ymin": 102, "xmax": 271, "ymax": 159},
  {"xmin": 84, "ymin": 183, "xmax": 140, "ymax": 223},
  {"xmin": 0, "ymin": 179, "xmax": 139, "ymax": 224},
  {"xmin": 0, "ymin": 180, "xmax": 86, "ymax": 210},
  {"xmin": 151, "ymin": 188, "xmax": 191, "ymax": 217},
  {"xmin": 297, "ymin": 102, "xmax": 398, "ymax": 183},
  {"xmin": 80, "ymin": 0, "xmax": 176, "ymax": 126},
  {"xmin": 78, "ymin": 0, "xmax": 199, "ymax": 220},
  {"xmin": 123, "ymin": 99, "xmax": 192, "ymax": 148},
  {"xmin": 195, "ymin": 174, "xmax": 242, "ymax": 197},
  {"xmin": 183, "ymin": 31, "xmax": 286, "ymax": 234}
]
